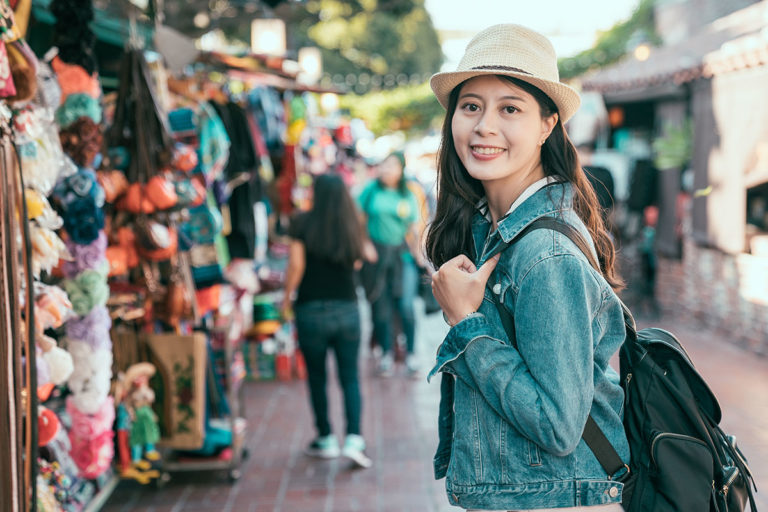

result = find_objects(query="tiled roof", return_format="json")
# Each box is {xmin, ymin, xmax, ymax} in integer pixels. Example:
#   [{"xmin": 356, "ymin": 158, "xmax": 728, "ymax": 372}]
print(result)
[{"xmin": 582, "ymin": 1, "xmax": 768, "ymax": 93}]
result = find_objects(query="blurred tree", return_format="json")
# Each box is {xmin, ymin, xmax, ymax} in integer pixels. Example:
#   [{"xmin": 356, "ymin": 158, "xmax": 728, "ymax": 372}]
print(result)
[
  {"xmin": 288, "ymin": 0, "xmax": 442, "ymax": 88},
  {"xmin": 160, "ymin": 1, "xmax": 442, "ymax": 89},
  {"xmin": 558, "ymin": 0, "xmax": 660, "ymax": 79},
  {"xmin": 340, "ymin": 82, "xmax": 443, "ymax": 135}
]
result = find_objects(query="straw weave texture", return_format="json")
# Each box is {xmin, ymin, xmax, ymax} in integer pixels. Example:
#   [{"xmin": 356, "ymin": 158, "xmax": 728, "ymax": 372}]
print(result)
[{"xmin": 430, "ymin": 24, "xmax": 581, "ymax": 122}]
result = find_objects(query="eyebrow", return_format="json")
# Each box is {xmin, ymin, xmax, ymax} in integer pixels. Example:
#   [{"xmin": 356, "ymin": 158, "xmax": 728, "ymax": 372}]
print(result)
[{"xmin": 458, "ymin": 93, "xmax": 527, "ymax": 102}]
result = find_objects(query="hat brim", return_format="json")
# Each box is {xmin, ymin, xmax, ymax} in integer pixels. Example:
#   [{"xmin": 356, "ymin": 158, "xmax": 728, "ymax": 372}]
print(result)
[{"xmin": 430, "ymin": 69, "xmax": 581, "ymax": 123}]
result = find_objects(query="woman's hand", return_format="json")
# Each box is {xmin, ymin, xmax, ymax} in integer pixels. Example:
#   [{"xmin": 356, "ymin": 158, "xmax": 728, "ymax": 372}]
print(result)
[
  {"xmin": 431, "ymin": 254, "xmax": 499, "ymax": 326},
  {"xmin": 362, "ymin": 239, "xmax": 378, "ymax": 263},
  {"xmin": 280, "ymin": 296, "xmax": 294, "ymax": 321}
]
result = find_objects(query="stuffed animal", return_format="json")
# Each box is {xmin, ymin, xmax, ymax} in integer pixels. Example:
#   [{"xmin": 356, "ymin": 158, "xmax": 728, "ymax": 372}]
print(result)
[{"xmin": 115, "ymin": 362, "xmax": 161, "ymax": 483}]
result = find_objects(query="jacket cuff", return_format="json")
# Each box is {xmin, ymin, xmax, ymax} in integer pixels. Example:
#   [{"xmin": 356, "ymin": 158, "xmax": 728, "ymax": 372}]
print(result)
[
  {"xmin": 433, "ymin": 452, "xmax": 450, "ymax": 480},
  {"xmin": 428, "ymin": 313, "xmax": 500, "ymax": 381}
]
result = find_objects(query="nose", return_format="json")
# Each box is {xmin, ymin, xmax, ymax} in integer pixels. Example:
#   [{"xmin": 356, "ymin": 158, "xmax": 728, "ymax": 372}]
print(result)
[{"xmin": 474, "ymin": 110, "xmax": 498, "ymax": 136}]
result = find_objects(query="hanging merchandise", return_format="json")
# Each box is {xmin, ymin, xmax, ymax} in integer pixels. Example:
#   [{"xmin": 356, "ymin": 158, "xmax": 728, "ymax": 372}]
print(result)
[
  {"xmin": 144, "ymin": 332, "xmax": 208, "ymax": 450},
  {"xmin": 107, "ymin": 48, "xmax": 173, "ymax": 184},
  {"xmin": 0, "ymin": 123, "xmax": 33, "ymax": 509},
  {"xmin": 247, "ymin": 86, "xmax": 285, "ymax": 151},
  {"xmin": 49, "ymin": 0, "xmax": 97, "ymax": 75},
  {"xmin": 16, "ymin": 0, "xmax": 121, "ymax": 506},
  {"xmin": 5, "ymin": 36, "xmax": 38, "ymax": 102}
]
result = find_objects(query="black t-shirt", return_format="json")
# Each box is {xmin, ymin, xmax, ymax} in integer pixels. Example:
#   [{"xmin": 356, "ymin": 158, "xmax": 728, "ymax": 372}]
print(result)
[{"xmin": 288, "ymin": 213, "xmax": 357, "ymax": 304}]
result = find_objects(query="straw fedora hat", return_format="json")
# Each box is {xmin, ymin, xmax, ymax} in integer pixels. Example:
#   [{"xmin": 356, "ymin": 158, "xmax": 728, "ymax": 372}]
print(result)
[{"xmin": 430, "ymin": 24, "xmax": 581, "ymax": 123}]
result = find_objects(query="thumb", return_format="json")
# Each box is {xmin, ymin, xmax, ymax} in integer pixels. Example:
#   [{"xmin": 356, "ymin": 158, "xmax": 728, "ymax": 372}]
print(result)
[{"xmin": 475, "ymin": 253, "xmax": 500, "ymax": 282}]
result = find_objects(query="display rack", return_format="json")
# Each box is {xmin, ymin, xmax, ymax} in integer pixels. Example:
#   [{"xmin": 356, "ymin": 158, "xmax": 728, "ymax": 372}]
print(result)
[
  {"xmin": 158, "ymin": 289, "xmax": 250, "ymax": 483},
  {"xmin": 82, "ymin": 474, "xmax": 120, "ymax": 512}
]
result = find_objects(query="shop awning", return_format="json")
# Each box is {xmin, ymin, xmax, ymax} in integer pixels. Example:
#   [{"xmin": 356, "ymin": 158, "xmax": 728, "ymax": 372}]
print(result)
[
  {"xmin": 31, "ymin": 0, "xmax": 154, "ymax": 48},
  {"xmin": 582, "ymin": 1, "xmax": 768, "ymax": 98},
  {"xmin": 199, "ymin": 52, "xmax": 342, "ymax": 94}
]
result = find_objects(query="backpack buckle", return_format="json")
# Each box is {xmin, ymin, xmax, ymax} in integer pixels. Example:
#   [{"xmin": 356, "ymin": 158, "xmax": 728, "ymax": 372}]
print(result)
[{"xmin": 610, "ymin": 464, "xmax": 631, "ymax": 481}]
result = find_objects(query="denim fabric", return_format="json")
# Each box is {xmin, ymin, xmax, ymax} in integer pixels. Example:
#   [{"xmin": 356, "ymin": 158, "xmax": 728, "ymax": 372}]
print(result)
[
  {"xmin": 295, "ymin": 300, "xmax": 362, "ymax": 436},
  {"xmin": 399, "ymin": 256, "xmax": 419, "ymax": 353},
  {"xmin": 428, "ymin": 183, "xmax": 630, "ymax": 510},
  {"xmin": 371, "ymin": 248, "xmax": 416, "ymax": 355}
]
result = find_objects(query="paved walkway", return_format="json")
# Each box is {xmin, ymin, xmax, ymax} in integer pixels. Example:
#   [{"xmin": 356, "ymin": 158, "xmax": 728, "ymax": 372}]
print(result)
[{"xmin": 103, "ymin": 302, "xmax": 768, "ymax": 512}]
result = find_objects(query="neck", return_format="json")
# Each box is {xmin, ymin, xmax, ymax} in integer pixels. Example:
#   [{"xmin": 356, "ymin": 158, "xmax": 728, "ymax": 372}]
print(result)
[{"xmin": 484, "ymin": 161, "xmax": 545, "ymax": 227}]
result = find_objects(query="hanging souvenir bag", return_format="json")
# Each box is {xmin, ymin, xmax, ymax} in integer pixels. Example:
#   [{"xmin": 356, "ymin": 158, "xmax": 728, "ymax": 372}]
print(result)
[
  {"xmin": 144, "ymin": 332, "xmax": 207, "ymax": 450},
  {"xmin": 0, "ymin": 40, "xmax": 16, "ymax": 97},
  {"xmin": 135, "ymin": 217, "xmax": 178, "ymax": 261},
  {"xmin": 144, "ymin": 174, "xmax": 178, "ymax": 210}
]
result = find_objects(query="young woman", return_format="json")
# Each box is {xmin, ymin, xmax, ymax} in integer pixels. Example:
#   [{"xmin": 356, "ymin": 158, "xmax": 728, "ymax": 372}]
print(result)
[
  {"xmin": 357, "ymin": 152, "xmax": 421, "ymax": 376},
  {"xmin": 282, "ymin": 173, "xmax": 372, "ymax": 468},
  {"xmin": 425, "ymin": 25, "xmax": 629, "ymax": 511}
]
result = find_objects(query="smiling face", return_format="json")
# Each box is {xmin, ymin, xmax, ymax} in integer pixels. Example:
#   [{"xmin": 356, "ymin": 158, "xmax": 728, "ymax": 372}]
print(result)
[
  {"xmin": 378, "ymin": 154, "xmax": 404, "ymax": 189},
  {"xmin": 451, "ymin": 75, "xmax": 557, "ymax": 201}
]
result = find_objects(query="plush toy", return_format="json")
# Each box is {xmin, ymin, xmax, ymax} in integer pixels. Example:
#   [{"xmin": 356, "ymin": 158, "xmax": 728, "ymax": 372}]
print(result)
[
  {"xmin": 65, "ymin": 305, "xmax": 111, "ymax": 351},
  {"xmin": 30, "ymin": 224, "xmax": 71, "ymax": 278},
  {"xmin": 34, "ymin": 283, "xmax": 73, "ymax": 332},
  {"xmin": 38, "ymin": 406, "xmax": 60, "ymax": 446},
  {"xmin": 115, "ymin": 363, "xmax": 161, "ymax": 483},
  {"xmin": 125, "ymin": 363, "xmax": 160, "ymax": 466},
  {"xmin": 38, "ymin": 334, "xmax": 74, "ymax": 386},
  {"xmin": 66, "ymin": 396, "xmax": 114, "ymax": 479},
  {"xmin": 65, "ymin": 340, "xmax": 112, "ymax": 414}
]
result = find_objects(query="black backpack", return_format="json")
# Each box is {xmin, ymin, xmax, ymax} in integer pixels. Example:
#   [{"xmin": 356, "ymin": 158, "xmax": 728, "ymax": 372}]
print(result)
[{"xmin": 491, "ymin": 217, "xmax": 758, "ymax": 512}]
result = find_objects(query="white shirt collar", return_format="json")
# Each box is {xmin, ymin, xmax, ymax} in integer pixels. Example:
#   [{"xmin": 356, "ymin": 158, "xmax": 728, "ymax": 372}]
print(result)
[{"xmin": 479, "ymin": 176, "xmax": 559, "ymax": 222}]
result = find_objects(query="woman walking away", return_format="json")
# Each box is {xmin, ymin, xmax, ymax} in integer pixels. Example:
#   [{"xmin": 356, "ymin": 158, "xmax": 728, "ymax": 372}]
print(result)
[
  {"xmin": 282, "ymin": 173, "xmax": 372, "ymax": 469},
  {"xmin": 426, "ymin": 24, "xmax": 629, "ymax": 510},
  {"xmin": 357, "ymin": 152, "xmax": 421, "ymax": 376}
]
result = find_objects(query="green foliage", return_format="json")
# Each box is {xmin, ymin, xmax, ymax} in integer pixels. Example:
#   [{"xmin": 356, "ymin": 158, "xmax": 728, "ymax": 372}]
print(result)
[
  {"xmin": 558, "ymin": 0, "xmax": 660, "ymax": 79},
  {"xmin": 653, "ymin": 119, "xmax": 693, "ymax": 170},
  {"xmin": 291, "ymin": 0, "xmax": 443, "ymax": 88},
  {"xmin": 340, "ymin": 82, "xmax": 444, "ymax": 135}
]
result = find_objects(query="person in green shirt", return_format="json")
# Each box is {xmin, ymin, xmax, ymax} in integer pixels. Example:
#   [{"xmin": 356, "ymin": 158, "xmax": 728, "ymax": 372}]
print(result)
[{"xmin": 358, "ymin": 152, "xmax": 421, "ymax": 376}]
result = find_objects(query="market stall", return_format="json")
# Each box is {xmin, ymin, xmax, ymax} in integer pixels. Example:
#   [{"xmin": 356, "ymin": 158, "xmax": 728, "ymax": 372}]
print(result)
[{"xmin": 0, "ymin": 0, "xmax": 357, "ymax": 508}]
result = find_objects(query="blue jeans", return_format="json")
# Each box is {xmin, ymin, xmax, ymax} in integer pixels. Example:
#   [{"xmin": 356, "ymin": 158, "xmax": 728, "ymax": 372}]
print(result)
[
  {"xmin": 295, "ymin": 300, "xmax": 362, "ymax": 437},
  {"xmin": 371, "ymin": 256, "xmax": 417, "ymax": 355}
]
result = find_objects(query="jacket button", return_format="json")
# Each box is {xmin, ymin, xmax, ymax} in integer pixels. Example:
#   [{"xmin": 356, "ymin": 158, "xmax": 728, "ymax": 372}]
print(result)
[
  {"xmin": 452, "ymin": 493, "xmax": 459, "ymax": 502},
  {"xmin": 609, "ymin": 486, "xmax": 619, "ymax": 498},
  {"xmin": 492, "ymin": 283, "xmax": 501, "ymax": 295}
]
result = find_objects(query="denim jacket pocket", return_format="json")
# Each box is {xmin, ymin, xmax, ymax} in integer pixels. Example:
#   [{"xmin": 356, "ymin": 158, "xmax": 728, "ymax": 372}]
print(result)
[
  {"xmin": 527, "ymin": 439, "xmax": 542, "ymax": 466},
  {"xmin": 450, "ymin": 383, "xmax": 483, "ymax": 484}
]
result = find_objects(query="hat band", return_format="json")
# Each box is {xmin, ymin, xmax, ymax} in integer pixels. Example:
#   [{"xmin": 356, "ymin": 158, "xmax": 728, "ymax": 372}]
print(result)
[{"xmin": 471, "ymin": 65, "xmax": 532, "ymax": 75}]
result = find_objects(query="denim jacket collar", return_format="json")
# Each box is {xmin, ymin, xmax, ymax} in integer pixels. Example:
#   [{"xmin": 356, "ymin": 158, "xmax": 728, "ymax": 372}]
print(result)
[
  {"xmin": 473, "ymin": 182, "xmax": 572, "ymax": 264},
  {"xmin": 496, "ymin": 181, "xmax": 571, "ymax": 243}
]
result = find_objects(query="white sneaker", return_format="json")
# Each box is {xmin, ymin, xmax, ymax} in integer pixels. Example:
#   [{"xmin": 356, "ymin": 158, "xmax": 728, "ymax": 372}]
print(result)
[
  {"xmin": 405, "ymin": 354, "xmax": 419, "ymax": 375},
  {"xmin": 342, "ymin": 434, "xmax": 372, "ymax": 469},
  {"xmin": 304, "ymin": 434, "xmax": 340, "ymax": 458},
  {"xmin": 378, "ymin": 352, "xmax": 394, "ymax": 377}
]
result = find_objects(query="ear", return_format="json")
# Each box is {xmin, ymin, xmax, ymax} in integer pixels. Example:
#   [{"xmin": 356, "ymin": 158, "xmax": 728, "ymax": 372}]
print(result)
[{"xmin": 541, "ymin": 113, "xmax": 558, "ymax": 140}]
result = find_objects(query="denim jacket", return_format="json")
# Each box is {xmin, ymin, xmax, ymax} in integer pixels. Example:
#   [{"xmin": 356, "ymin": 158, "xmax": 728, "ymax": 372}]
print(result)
[{"xmin": 428, "ymin": 183, "xmax": 630, "ymax": 510}]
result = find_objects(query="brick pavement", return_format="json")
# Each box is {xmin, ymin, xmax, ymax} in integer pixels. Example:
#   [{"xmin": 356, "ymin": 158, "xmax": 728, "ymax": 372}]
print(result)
[{"xmin": 102, "ymin": 305, "xmax": 767, "ymax": 512}]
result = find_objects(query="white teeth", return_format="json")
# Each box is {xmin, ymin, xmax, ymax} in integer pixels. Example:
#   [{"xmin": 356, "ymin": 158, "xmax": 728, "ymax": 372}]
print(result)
[{"xmin": 472, "ymin": 147, "xmax": 504, "ymax": 155}]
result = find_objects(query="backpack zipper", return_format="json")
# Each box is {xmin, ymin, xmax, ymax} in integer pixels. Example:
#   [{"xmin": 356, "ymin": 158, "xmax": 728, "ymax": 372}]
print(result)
[
  {"xmin": 650, "ymin": 432, "xmax": 708, "ymax": 466},
  {"xmin": 720, "ymin": 466, "xmax": 740, "ymax": 498}
]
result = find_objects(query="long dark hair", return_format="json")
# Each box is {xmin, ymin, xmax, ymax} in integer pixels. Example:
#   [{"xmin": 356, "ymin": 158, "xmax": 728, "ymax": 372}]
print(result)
[
  {"xmin": 303, "ymin": 173, "xmax": 363, "ymax": 267},
  {"xmin": 425, "ymin": 75, "xmax": 622, "ymax": 289}
]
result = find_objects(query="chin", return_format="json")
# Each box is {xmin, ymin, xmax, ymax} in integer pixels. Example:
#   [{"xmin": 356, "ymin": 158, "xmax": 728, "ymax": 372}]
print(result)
[{"xmin": 465, "ymin": 168, "xmax": 506, "ymax": 182}]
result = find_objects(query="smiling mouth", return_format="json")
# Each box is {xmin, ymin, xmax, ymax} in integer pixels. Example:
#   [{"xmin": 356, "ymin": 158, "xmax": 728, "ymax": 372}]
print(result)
[{"xmin": 471, "ymin": 146, "xmax": 505, "ymax": 155}]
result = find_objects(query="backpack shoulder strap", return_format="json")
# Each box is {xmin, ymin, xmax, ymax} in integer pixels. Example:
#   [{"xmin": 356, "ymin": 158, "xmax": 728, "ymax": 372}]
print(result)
[{"xmin": 489, "ymin": 216, "xmax": 628, "ymax": 479}]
